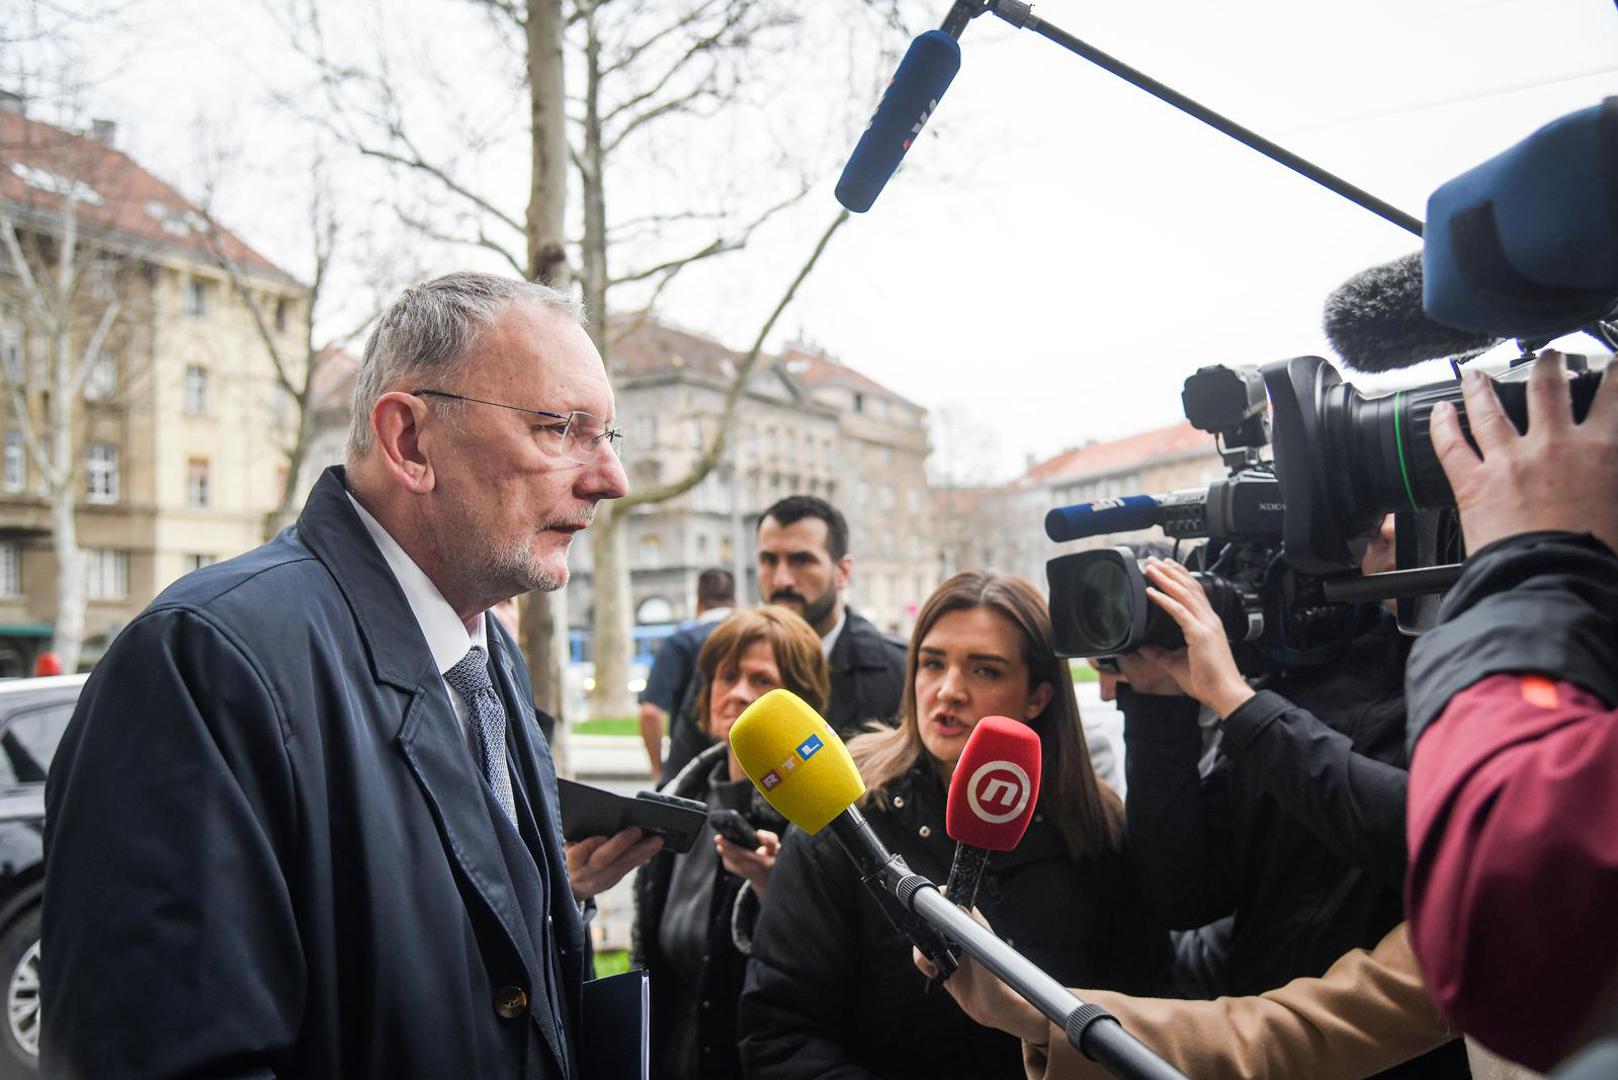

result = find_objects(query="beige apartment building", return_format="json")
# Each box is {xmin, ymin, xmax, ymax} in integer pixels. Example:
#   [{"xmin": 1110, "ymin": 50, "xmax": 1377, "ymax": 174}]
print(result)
[
  {"xmin": 568, "ymin": 317, "xmax": 937, "ymax": 644},
  {"xmin": 0, "ymin": 104, "xmax": 307, "ymax": 673}
]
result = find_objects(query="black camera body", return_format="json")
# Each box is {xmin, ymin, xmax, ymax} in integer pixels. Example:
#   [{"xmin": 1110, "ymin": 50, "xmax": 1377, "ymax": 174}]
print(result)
[
  {"xmin": 1047, "ymin": 365, "xmax": 1371, "ymax": 668},
  {"xmin": 1047, "ymin": 354, "xmax": 1609, "ymax": 665}
]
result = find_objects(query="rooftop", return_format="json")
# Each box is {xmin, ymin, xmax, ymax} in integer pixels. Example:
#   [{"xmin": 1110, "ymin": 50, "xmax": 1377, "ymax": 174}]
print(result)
[
  {"xmin": 0, "ymin": 107, "xmax": 294, "ymax": 282},
  {"xmin": 1022, "ymin": 421, "xmax": 1214, "ymax": 486}
]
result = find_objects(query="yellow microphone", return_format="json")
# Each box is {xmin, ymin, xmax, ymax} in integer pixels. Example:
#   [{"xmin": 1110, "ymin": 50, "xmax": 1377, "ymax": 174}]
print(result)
[
  {"xmin": 728, "ymin": 687, "xmax": 866, "ymax": 835},
  {"xmin": 728, "ymin": 688, "xmax": 958, "ymax": 977}
]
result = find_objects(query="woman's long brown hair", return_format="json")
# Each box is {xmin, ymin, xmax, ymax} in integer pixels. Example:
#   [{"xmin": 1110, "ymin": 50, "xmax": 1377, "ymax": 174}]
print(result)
[{"xmin": 847, "ymin": 571, "xmax": 1123, "ymax": 858}]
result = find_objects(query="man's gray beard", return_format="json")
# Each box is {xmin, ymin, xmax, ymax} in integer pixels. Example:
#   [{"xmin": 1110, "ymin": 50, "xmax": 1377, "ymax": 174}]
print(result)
[{"xmin": 476, "ymin": 534, "xmax": 568, "ymax": 595}]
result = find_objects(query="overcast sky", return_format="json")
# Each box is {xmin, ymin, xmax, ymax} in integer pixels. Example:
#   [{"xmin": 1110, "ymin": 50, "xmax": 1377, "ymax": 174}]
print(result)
[{"xmin": 15, "ymin": 0, "xmax": 1618, "ymax": 480}]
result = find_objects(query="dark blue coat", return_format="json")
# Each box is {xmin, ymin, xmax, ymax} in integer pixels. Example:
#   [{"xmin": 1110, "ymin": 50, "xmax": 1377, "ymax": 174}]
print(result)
[{"xmin": 41, "ymin": 468, "xmax": 586, "ymax": 1079}]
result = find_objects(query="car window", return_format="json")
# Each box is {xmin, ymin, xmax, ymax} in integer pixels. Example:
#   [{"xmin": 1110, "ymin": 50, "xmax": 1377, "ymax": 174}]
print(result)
[{"xmin": 0, "ymin": 702, "xmax": 75, "ymax": 786}]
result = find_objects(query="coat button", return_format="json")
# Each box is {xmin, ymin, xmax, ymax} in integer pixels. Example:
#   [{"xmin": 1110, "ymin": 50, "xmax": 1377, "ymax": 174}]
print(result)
[
  {"xmin": 495, "ymin": 986, "xmax": 529, "ymax": 1019},
  {"xmin": 918, "ymin": 825, "xmax": 931, "ymax": 838},
  {"xmin": 893, "ymin": 796, "xmax": 906, "ymax": 807}
]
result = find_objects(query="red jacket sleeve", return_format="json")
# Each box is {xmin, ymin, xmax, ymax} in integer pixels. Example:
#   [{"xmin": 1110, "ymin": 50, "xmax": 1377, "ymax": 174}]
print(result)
[{"xmin": 1406, "ymin": 672, "xmax": 1618, "ymax": 1071}]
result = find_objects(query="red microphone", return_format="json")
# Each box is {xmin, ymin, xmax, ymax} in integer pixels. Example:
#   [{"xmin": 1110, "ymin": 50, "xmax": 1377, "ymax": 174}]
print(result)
[{"xmin": 943, "ymin": 716, "xmax": 1042, "ymax": 909}]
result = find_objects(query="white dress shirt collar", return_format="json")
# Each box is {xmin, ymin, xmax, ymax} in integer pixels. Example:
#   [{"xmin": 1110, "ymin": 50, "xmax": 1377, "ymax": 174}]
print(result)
[
  {"xmin": 346, "ymin": 492, "xmax": 487, "ymax": 675},
  {"xmin": 820, "ymin": 608, "xmax": 847, "ymax": 659}
]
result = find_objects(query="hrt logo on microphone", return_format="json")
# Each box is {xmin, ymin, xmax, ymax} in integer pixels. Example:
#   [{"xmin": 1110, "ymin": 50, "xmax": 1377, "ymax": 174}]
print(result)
[
  {"xmin": 901, "ymin": 99, "xmax": 939, "ymax": 152},
  {"xmin": 966, "ymin": 760, "xmax": 1033, "ymax": 825}
]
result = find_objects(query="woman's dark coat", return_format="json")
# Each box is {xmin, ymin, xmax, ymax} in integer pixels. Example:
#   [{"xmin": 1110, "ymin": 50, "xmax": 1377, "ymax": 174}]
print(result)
[
  {"xmin": 738, "ymin": 755, "xmax": 1172, "ymax": 1080},
  {"xmin": 633, "ymin": 742, "xmax": 786, "ymax": 1080}
]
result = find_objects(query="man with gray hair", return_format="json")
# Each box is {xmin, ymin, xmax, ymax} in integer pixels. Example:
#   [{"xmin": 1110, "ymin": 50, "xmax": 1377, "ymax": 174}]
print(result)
[{"xmin": 42, "ymin": 272, "xmax": 658, "ymax": 1078}]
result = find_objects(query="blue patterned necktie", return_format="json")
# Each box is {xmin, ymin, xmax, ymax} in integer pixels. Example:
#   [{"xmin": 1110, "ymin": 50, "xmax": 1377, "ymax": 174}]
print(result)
[{"xmin": 444, "ymin": 645, "xmax": 517, "ymax": 826}]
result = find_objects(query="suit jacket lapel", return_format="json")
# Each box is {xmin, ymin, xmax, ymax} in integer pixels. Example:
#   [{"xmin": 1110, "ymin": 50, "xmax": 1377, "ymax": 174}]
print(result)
[
  {"xmin": 395, "ymin": 674, "xmax": 544, "ymax": 986},
  {"xmin": 487, "ymin": 623, "xmax": 586, "ymax": 956}
]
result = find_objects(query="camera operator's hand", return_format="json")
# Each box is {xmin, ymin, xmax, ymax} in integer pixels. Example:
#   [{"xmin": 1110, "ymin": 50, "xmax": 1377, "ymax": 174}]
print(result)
[
  {"xmin": 1136, "ymin": 558, "xmax": 1256, "ymax": 719},
  {"xmin": 1433, "ymin": 350, "xmax": 1618, "ymax": 554},
  {"xmin": 1113, "ymin": 651, "xmax": 1183, "ymax": 697}
]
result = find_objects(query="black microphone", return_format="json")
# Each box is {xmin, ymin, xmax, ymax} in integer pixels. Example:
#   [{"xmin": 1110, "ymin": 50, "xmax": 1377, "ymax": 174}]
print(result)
[
  {"xmin": 1322, "ymin": 252, "xmax": 1501, "ymax": 373},
  {"xmin": 835, "ymin": 28, "xmax": 962, "ymax": 213}
]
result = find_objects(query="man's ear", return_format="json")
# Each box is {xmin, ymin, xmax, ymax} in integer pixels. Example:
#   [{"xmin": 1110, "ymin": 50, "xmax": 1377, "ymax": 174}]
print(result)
[
  {"xmin": 371, "ymin": 391, "xmax": 436, "ymax": 494},
  {"xmin": 1024, "ymin": 680, "xmax": 1054, "ymax": 722},
  {"xmin": 834, "ymin": 554, "xmax": 853, "ymax": 592}
]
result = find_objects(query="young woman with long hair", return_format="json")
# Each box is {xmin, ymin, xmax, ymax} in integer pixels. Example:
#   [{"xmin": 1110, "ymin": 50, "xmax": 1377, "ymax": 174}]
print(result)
[{"xmin": 738, "ymin": 571, "xmax": 1172, "ymax": 1080}]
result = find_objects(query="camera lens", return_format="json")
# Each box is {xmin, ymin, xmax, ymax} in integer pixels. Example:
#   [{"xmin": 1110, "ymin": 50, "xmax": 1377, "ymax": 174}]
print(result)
[{"xmin": 1074, "ymin": 557, "xmax": 1134, "ymax": 654}]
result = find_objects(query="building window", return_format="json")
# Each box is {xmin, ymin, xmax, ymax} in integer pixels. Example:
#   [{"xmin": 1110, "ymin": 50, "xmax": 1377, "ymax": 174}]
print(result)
[
  {"xmin": 184, "ymin": 278, "xmax": 208, "ymax": 316},
  {"xmin": 85, "ymin": 548, "xmax": 127, "ymax": 599},
  {"xmin": 852, "ymin": 392, "xmax": 865, "ymax": 414},
  {"xmin": 640, "ymin": 534, "xmax": 662, "ymax": 569},
  {"xmin": 186, "ymin": 457, "xmax": 210, "ymax": 508},
  {"xmin": 1, "ymin": 324, "xmax": 19, "ymax": 384},
  {"xmin": 182, "ymin": 553, "xmax": 216, "ymax": 574},
  {"xmin": 0, "ymin": 541, "xmax": 18, "ymax": 597},
  {"xmin": 86, "ymin": 442, "xmax": 119, "ymax": 504},
  {"xmin": 83, "ymin": 350, "xmax": 117, "ymax": 401},
  {"xmin": 274, "ymin": 297, "xmax": 289, "ymax": 333},
  {"xmin": 3, "ymin": 431, "xmax": 23, "ymax": 492},
  {"xmin": 183, "ymin": 364, "xmax": 208, "ymax": 415}
]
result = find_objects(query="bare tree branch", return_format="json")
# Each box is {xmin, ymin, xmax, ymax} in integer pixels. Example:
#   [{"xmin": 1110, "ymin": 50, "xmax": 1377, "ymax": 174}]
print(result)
[
  {"xmin": 0, "ymin": 209, "xmax": 52, "ymax": 326},
  {"xmin": 607, "ymin": 179, "xmax": 808, "ymax": 286},
  {"xmin": 460, "ymin": 0, "xmax": 526, "ymax": 30},
  {"xmin": 395, "ymin": 208, "xmax": 526, "ymax": 276},
  {"xmin": 66, "ymin": 300, "xmax": 120, "ymax": 398},
  {"xmin": 596, "ymin": 0, "xmax": 723, "ymax": 79},
  {"xmin": 355, "ymin": 133, "xmax": 526, "ymax": 236},
  {"xmin": 598, "ymin": 6, "xmax": 748, "ymax": 134},
  {"xmin": 617, "ymin": 208, "xmax": 848, "ymax": 510}
]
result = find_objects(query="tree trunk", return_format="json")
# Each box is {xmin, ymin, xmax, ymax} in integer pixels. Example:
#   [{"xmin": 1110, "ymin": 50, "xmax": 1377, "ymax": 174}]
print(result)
[
  {"xmin": 587, "ymin": 501, "xmax": 636, "ymax": 718},
  {"xmin": 49, "ymin": 329, "xmax": 83, "ymax": 673},
  {"xmin": 577, "ymin": 5, "xmax": 635, "ymax": 722},
  {"xmin": 523, "ymin": 0, "xmax": 573, "ymax": 748},
  {"xmin": 49, "ymin": 476, "xmax": 84, "ymax": 674}
]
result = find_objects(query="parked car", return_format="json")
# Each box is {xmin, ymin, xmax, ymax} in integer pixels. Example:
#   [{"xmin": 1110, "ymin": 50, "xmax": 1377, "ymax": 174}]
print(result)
[{"xmin": 0, "ymin": 674, "xmax": 88, "ymax": 1078}]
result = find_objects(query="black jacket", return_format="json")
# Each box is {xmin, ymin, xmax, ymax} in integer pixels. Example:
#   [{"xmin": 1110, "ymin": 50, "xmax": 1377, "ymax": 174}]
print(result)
[
  {"xmin": 42, "ymin": 468, "xmax": 586, "ymax": 1079},
  {"xmin": 632, "ymin": 743, "xmax": 785, "ymax": 1080},
  {"xmin": 824, "ymin": 608, "xmax": 907, "ymax": 737},
  {"xmin": 1122, "ymin": 614, "xmax": 1412, "ymax": 997},
  {"xmin": 738, "ymin": 762, "xmax": 1172, "ymax": 1080}
]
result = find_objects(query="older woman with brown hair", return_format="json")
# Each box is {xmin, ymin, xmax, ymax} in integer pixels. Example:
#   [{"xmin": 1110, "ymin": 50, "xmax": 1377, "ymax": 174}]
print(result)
[
  {"xmin": 630, "ymin": 605, "xmax": 829, "ymax": 1080},
  {"xmin": 738, "ymin": 571, "xmax": 1173, "ymax": 1080}
]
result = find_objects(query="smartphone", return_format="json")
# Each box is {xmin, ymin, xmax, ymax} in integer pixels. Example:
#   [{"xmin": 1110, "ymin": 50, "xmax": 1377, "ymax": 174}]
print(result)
[{"xmin": 709, "ymin": 808, "xmax": 761, "ymax": 849}]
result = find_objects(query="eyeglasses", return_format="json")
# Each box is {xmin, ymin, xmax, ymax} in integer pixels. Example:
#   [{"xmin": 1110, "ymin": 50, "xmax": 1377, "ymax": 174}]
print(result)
[{"xmin": 411, "ymin": 389, "xmax": 624, "ymax": 464}]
